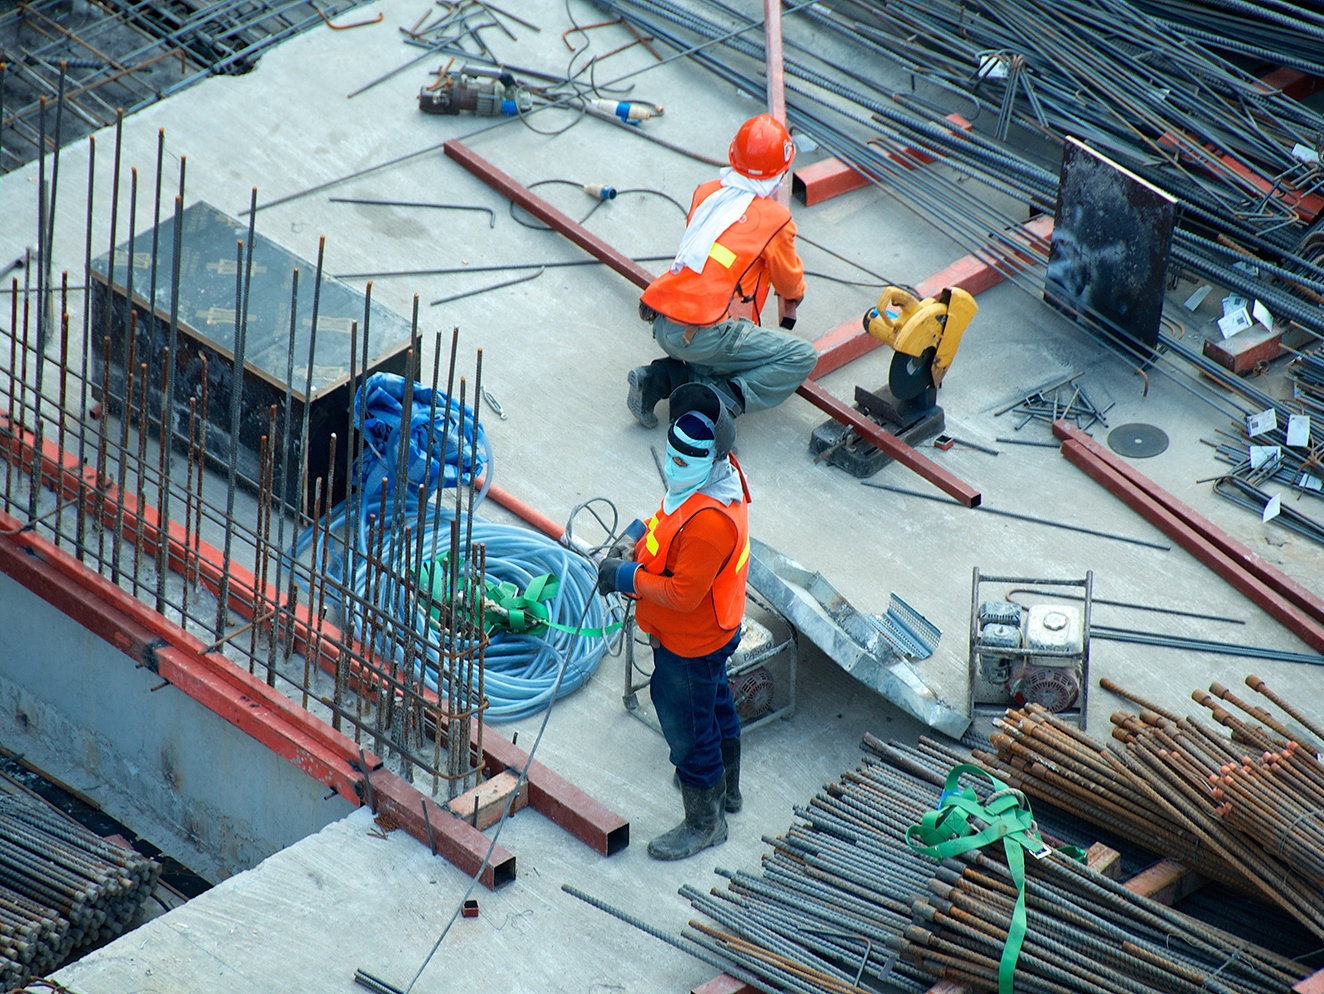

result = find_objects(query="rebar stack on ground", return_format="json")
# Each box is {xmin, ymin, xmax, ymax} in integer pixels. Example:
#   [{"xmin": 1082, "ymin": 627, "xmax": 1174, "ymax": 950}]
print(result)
[
  {"xmin": 975, "ymin": 675, "xmax": 1324, "ymax": 939},
  {"xmin": 0, "ymin": 0, "xmax": 368, "ymax": 171},
  {"xmin": 993, "ymin": 373, "xmax": 1110, "ymax": 435},
  {"xmin": 0, "ymin": 786, "xmax": 159, "ymax": 986},
  {"xmin": 658, "ymin": 735, "xmax": 1309, "ymax": 994},
  {"xmin": 592, "ymin": 0, "xmax": 1322, "ymax": 429}
]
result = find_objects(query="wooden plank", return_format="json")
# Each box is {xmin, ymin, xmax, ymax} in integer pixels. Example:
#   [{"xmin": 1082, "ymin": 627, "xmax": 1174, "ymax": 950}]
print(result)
[
  {"xmin": 691, "ymin": 975, "xmax": 757, "ymax": 994},
  {"xmin": 1086, "ymin": 841, "xmax": 1123, "ymax": 881},
  {"xmin": 443, "ymin": 770, "xmax": 529, "ymax": 830},
  {"xmin": 1122, "ymin": 857, "xmax": 1206, "ymax": 906},
  {"xmin": 1293, "ymin": 967, "xmax": 1324, "ymax": 994}
]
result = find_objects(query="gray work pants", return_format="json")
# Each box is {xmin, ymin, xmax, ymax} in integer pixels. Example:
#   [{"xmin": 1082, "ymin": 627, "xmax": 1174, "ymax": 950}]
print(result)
[{"xmin": 652, "ymin": 314, "xmax": 817, "ymax": 414}]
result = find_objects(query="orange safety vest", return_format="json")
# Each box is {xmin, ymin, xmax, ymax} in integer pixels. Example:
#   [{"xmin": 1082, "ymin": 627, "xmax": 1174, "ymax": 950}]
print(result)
[
  {"xmin": 633, "ymin": 459, "xmax": 752, "ymax": 636},
  {"xmin": 640, "ymin": 179, "xmax": 792, "ymax": 327}
]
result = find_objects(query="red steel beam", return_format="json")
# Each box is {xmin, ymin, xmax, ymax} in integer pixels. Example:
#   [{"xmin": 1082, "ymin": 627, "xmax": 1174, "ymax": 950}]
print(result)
[
  {"xmin": 444, "ymin": 143, "xmax": 981, "ymax": 507},
  {"xmin": 443, "ymin": 140, "xmax": 654, "ymax": 288},
  {"xmin": 0, "ymin": 501, "xmax": 512, "ymax": 888},
  {"xmin": 371, "ymin": 769, "xmax": 515, "ymax": 889},
  {"xmin": 478, "ymin": 729, "xmax": 629, "ymax": 856},
  {"xmin": 0, "ymin": 506, "xmax": 366, "ymax": 804},
  {"xmin": 810, "ymin": 214, "xmax": 1055, "ymax": 380},
  {"xmin": 1055, "ymin": 435, "xmax": 1324, "ymax": 653},
  {"xmin": 1054, "ymin": 421, "xmax": 1324, "ymax": 630}
]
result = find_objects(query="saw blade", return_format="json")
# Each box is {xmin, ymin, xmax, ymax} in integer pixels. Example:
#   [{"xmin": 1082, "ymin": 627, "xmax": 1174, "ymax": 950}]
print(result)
[{"xmin": 889, "ymin": 348, "xmax": 936, "ymax": 401}]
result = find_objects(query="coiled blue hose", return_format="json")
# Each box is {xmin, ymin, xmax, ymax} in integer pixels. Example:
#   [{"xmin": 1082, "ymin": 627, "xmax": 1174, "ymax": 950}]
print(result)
[{"xmin": 291, "ymin": 380, "xmax": 608, "ymax": 722}]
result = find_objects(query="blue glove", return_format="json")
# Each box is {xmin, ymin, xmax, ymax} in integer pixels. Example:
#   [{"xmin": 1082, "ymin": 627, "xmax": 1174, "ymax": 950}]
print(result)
[
  {"xmin": 597, "ymin": 557, "xmax": 641, "ymax": 596},
  {"xmin": 608, "ymin": 518, "xmax": 647, "ymax": 560}
]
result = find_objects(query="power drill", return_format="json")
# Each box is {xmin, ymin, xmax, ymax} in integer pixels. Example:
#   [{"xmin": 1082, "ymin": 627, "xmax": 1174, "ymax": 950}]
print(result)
[{"xmin": 419, "ymin": 70, "xmax": 532, "ymax": 116}]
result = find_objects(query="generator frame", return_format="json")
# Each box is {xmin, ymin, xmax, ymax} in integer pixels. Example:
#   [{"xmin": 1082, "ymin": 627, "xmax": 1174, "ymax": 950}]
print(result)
[
  {"xmin": 968, "ymin": 568, "xmax": 1093, "ymax": 730},
  {"xmin": 621, "ymin": 587, "xmax": 798, "ymax": 736}
]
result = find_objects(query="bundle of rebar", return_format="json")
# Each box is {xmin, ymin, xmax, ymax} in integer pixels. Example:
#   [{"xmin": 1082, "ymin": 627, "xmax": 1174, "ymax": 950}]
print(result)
[
  {"xmin": 0, "ymin": 787, "xmax": 159, "ymax": 986},
  {"xmin": 668, "ymin": 736, "xmax": 1309, "ymax": 994},
  {"xmin": 975, "ymin": 675, "xmax": 1324, "ymax": 938},
  {"xmin": 0, "ymin": 0, "xmax": 369, "ymax": 171}
]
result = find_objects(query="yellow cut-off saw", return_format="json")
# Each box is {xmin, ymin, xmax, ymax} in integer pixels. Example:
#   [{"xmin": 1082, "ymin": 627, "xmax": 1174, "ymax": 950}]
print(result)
[{"xmin": 863, "ymin": 286, "xmax": 978, "ymax": 409}]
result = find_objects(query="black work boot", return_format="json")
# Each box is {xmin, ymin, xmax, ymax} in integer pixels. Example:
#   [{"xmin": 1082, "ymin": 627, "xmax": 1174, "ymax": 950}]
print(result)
[
  {"xmin": 647, "ymin": 780, "xmax": 728, "ymax": 860},
  {"xmin": 721, "ymin": 738, "xmax": 742, "ymax": 813},
  {"xmin": 627, "ymin": 358, "xmax": 687, "ymax": 429}
]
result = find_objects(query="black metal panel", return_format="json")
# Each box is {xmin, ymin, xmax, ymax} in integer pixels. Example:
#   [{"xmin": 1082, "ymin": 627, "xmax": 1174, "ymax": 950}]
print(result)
[
  {"xmin": 89, "ymin": 201, "xmax": 414, "ymax": 509},
  {"xmin": 1045, "ymin": 137, "xmax": 1177, "ymax": 350}
]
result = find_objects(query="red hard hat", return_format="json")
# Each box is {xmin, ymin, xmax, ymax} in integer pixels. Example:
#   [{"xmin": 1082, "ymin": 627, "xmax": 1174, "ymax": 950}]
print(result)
[{"xmin": 728, "ymin": 114, "xmax": 795, "ymax": 178}]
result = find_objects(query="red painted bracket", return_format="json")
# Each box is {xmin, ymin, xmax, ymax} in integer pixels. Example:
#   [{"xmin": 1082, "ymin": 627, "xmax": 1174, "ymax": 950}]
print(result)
[{"xmin": 792, "ymin": 114, "xmax": 973, "ymax": 206}]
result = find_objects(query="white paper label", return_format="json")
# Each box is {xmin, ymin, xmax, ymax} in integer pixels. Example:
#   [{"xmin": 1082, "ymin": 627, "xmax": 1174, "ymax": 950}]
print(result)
[
  {"xmin": 1299, "ymin": 473, "xmax": 1323, "ymax": 492},
  {"xmin": 1251, "ymin": 300, "xmax": 1273, "ymax": 330},
  {"xmin": 1232, "ymin": 260, "xmax": 1260, "ymax": 277},
  {"xmin": 1287, "ymin": 414, "xmax": 1311, "ymax": 447},
  {"xmin": 978, "ymin": 55, "xmax": 1008, "ymax": 79},
  {"xmin": 1184, "ymin": 285, "xmax": 1211, "ymax": 311},
  {"xmin": 1249, "ymin": 445, "xmax": 1280, "ymax": 469},
  {"xmin": 1292, "ymin": 142, "xmax": 1320, "ymax": 164},
  {"xmin": 1222, "ymin": 294, "xmax": 1248, "ymax": 316},
  {"xmin": 1246, "ymin": 409, "xmax": 1277, "ymax": 437},
  {"xmin": 1262, "ymin": 493, "xmax": 1281, "ymax": 523},
  {"xmin": 1219, "ymin": 308, "xmax": 1252, "ymax": 338}
]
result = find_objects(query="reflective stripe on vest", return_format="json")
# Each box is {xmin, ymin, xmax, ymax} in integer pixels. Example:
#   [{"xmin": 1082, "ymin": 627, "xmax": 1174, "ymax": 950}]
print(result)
[
  {"xmin": 639, "ymin": 179, "xmax": 791, "ymax": 327},
  {"xmin": 634, "ymin": 493, "xmax": 749, "ymax": 631}
]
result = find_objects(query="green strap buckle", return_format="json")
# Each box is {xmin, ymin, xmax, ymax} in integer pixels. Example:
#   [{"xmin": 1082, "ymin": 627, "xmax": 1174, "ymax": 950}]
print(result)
[{"xmin": 906, "ymin": 763, "xmax": 1062, "ymax": 994}]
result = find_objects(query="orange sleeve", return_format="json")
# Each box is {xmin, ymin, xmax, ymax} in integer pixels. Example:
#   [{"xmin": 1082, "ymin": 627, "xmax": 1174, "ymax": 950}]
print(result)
[
  {"xmin": 633, "ymin": 509, "xmax": 738, "ymax": 614},
  {"xmin": 764, "ymin": 216, "xmax": 806, "ymax": 302}
]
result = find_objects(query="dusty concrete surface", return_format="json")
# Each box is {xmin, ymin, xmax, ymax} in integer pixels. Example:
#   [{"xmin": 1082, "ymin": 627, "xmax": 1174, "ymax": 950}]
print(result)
[{"xmin": 0, "ymin": 0, "xmax": 1321, "ymax": 990}]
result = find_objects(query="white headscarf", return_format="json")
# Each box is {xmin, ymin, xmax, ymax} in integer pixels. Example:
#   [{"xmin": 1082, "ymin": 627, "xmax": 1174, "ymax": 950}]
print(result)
[{"xmin": 670, "ymin": 167, "xmax": 785, "ymax": 275}]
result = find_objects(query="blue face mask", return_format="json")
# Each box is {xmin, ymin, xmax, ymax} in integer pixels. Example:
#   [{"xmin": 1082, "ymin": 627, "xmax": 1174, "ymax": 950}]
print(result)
[{"xmin": 662, "ymin": 443, "xmax": 715, "ymax": 513}]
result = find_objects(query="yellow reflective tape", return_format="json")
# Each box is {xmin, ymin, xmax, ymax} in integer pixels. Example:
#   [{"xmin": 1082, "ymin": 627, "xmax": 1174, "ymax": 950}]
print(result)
[
  {"xmin": 708, "ymin": 242, "xmax": 737, "ymax": 269},
  {"xmin": 645, "ymin": 515, "xmax": 660, "ymax": 556},
  {"xmin": 735, "ymin": 538, "xmax": 750, "ymax": 572}
]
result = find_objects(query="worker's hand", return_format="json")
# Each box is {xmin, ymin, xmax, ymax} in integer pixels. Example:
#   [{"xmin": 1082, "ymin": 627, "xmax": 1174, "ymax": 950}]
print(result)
[
  {"xmin": 597, "ymin": 557, "xmax": 641, "ymax": 597},
  {"xmin": 779, "ymin": 295, "xmax": 802, "ymax": 330},
  {"xmin": 607, "ymin": 518, "xmax": 647, "ymax": 560}
]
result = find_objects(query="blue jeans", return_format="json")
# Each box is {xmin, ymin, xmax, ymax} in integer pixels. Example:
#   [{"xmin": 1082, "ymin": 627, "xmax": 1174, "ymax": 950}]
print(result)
[{"xmin": 650, "ymin": 633, "xmax": 742, "ymax": 789}]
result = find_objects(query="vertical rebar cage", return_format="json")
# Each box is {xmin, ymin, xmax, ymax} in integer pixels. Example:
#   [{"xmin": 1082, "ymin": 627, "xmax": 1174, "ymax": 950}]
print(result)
[{"xmin": 1, "ymin": 118, "xmax": 491, "ymax": 798}]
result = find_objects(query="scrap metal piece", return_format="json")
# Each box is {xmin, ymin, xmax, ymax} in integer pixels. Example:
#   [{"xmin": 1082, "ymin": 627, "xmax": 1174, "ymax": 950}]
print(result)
[
  {"xmin": 746, "ymin": 538, "xmax": 968, "ymax": 737},
  {"xmin": 871, "ymin": 592, "xmax": 942, "ymax": 660}
]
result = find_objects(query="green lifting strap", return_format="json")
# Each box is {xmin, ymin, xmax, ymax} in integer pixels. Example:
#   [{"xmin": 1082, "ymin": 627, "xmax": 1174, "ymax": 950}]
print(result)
[
  {"xmin": 421, "ymin": 563, "xmax": 623, "ymax": 639},
  {"xmin": 906, "ymin": 763, "xmax": 1061, "ymax": 994}
]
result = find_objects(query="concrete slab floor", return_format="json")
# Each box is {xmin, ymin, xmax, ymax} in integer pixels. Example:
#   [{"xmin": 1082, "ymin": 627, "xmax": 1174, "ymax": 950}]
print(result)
[{"xmin": 0, "ymin": 0, "xmax": 1320, "ymax": 989}]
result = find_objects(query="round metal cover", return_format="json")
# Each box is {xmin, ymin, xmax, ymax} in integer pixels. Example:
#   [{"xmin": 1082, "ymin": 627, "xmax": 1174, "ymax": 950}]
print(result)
[{"xmin": 1107, "ymin": 423, "xmax": 1169, "ymax": 458}]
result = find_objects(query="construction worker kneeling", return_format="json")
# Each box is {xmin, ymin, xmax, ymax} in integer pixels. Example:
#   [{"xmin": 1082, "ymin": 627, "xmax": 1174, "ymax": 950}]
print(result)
[{"xmin": 628, "ymin": 113, "xmax": 817, "ymax": 428}]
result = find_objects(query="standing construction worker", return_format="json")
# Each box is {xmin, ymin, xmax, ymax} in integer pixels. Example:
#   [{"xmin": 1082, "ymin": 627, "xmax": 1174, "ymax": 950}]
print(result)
[
  {"xmin": 598, "ymin": 383, "xmax": 750, "ymax": 860},
  {"xmin": 628, "ymin": 113, "xmax": 817, "ymax": 428}
]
